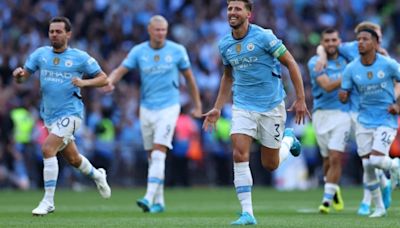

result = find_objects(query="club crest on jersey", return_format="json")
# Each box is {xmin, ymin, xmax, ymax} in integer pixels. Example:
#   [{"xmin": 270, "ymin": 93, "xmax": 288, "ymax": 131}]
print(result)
[
  {"xmin": 235, "ymin": 44, "xmax": 241, "ymax": 53},
  {"xmin": 377, "ymin": 70, "xmax": 385, "ymax": 79},
  {"xmin": 165, "ymin": 55, "xmax": 172, "ymax": 63},
  {"xmin": 65, "ymin": 60, "xmax": 73, "ymax": 67},
  {"xmin": 335, "ymin": 61, "xmax": 341, "ymax": 67},
  {"xmin": 53, "ymin": 57, "xmax": 60, "ymax": 65},
  {"xmin": 246, "ymin": 43, "xmax": 255, "ymax": 51},
  {"xmin": 367, "ymin": 71, "xmax": 373, "ymax": 79},
  {"xmin": 154, "ymin": 55, "xmax": 160, "ymax": 62}
]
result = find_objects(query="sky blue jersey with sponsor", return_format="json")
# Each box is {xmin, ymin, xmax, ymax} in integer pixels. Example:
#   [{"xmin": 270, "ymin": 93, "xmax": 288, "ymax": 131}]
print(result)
[
  {"xmin": 219, "ymin": 24, "xmax": 287, "ymax": 112},
  {"xmin": 308, "ymin": 55, "xmax": 349, "ymax": 112},
  {"xmin": 342, "ymin": 54, "xmax": 400, "ymax": 128},
  {"xmin": 122, "ymin": 40, "xmax": 190, "ymax": 110},
  {"xmin": 24, "ymin": 46, "xmax": 101, "ymax": 126},
  {"xmin": 339, "ymin": 41, "xmax": 360, "ymax": 112}
]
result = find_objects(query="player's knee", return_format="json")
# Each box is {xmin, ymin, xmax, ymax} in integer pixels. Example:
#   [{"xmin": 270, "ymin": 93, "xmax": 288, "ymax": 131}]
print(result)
[
  {"xmin": 41, "ymin": 144, "xmax": 56, "ymax": 158},
  {"xmin": 233, "ymin": 149, "xmax": 249, "ymax": 162},
  {"xmin": 66, "ymin": 155, "xmax": 81, "ymax": 167},
  {"xmin": 329, "ymin": 157, "xmax": 341, "ymax": 168},
  {"xmin": 261, "ymin": 160, "xmax": 278, "ymax": 171},
  {"xmin": 329, "ymin": 152, "xmax": 342, "ymax": 165}
]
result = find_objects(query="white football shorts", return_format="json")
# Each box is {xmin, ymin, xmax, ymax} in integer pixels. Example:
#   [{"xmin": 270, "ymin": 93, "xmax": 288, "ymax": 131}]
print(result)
[
  {"xmin": 46, "ymin": 116, "xmax": 82, "ymax": 151},
  {"xmin": 140, "ymin": 104, "xmax": 180, "ymax": 151},
  {"xmin": 312, "ymin": 109, "xmax": 351, "ymax": 157},
  {"xmin": 356, "ymin": 125, "xmax": 397, "ymax": 157},
  {"xmin": 350, "ymin": 111, "xmax": 366, "ymax": 154},
  {"xmin": 230, "ymin": 101, "xmax": 286, "ymax": 149}
]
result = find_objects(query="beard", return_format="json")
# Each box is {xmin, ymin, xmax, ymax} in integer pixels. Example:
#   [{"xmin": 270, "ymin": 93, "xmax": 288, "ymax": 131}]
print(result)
[
  {"xmin": 229, "ymin": 19, "xmax": 245, "ymax": 29},
  {"xmin": 326, "ymin": 45, "xmax": 338, "ymax": 55},
  {"xmin": 51, "ymin": 40, "xmax": 64, "ymax": 49}
]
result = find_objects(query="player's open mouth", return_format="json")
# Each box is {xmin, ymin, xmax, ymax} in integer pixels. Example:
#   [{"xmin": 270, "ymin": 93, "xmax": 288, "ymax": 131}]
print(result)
[{"xmin": 229, "ymin": 17, "xmax": 238, "ymax": 23}]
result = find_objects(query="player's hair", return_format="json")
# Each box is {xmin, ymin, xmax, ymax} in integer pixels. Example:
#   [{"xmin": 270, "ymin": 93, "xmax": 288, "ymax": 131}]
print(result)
[
  {"xmin": 354, "ymin": 21, "xmax": 380, "ymax": 34},
  {"xmin": 148, "ymin": 15, "xmax": 168, "ymax": 27},
  {"xmin": 49, "ymin": 16, "xmax": 72, "ymax": 32},
  {"xmin": 357, "ymin": 28, "xmax": 379, "ymax": 42},
  {"xmin": 227, "ymin": 0, "xmax": 253, "ymax": 11},
  {"xmin": 321, "ymin": 28, "xmax": 338, "ymax": 36},
  {"xmin": 354, "ymin": 21, "xmax": 381, "ymax": 42}
]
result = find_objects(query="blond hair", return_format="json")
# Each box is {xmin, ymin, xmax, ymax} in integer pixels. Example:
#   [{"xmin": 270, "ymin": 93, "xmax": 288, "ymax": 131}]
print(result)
[
  {"xmin": 148, "ymin": 15, "xmax": 168, "ymax": 27},
  {"xmin": 354, "ymin": 21, "xmax": 380, "ymax": 33}
]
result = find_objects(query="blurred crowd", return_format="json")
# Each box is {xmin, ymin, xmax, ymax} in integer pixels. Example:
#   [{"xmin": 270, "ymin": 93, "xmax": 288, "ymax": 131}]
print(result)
[{"xmin": 2, "ymin": 0, "xmax": 400, "ymax": 190}]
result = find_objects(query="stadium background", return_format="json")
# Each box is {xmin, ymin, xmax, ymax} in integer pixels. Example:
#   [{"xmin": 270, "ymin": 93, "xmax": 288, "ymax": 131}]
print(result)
[{"xmin": 1, "ymin": 0, "xmax": 400, "ymax": 191}]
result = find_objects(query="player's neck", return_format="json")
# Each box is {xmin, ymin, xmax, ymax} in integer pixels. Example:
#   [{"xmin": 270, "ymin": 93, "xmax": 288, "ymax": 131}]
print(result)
[
  {"xmin": 232, "ymin": 22, "xmax": 249, "ymax": 40},
  {"xmin": 53, "ymin": 45, "xmax": 68, "ymax": 53},
  {"xmin": 361, "ymin": 52, "xmax": 377, "ymax": 66},
  {"xmin": 327, "ymin": 52, "xmax": 338, "ymax": 60},
  {"xmin": 150, "ymin": 40, "xmax": 165, "ymax": 49}
]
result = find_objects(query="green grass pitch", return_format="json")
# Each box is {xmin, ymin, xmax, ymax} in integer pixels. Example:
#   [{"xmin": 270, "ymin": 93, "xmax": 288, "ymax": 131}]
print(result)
[{"xmin": 0, "ymin": 187, "xmax": 399, "ymax": 227}]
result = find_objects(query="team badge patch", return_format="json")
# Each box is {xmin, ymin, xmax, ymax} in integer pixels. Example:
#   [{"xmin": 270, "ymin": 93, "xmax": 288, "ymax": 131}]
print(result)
[
  {"xmin": 235, "ymin": 44, "xmax": 241, "ymax": 53},
  {"xmin": 367, "ymin": 71, "xmax": 373, "ymax": 79},
  {"xmin": 154, "ymin": 55, "xmax": 160, "ymax": 62},
  {"xmin": 65, "ymin": 60, "xmax": 73, "ymax": 67},
  {"xmin": 53, "ymin": 57, "xmax": 60, "ymax": 65},
  {"xmin": 377, "ymin": 70, "xmax": 385, "ymax": 79},
  {"xmin": 165, "ymin": 55, "xmax": 172, "ymax": 63},
  {"xmin": 246, "ymin": 43, "xmax": 254, "ymax": 51}
]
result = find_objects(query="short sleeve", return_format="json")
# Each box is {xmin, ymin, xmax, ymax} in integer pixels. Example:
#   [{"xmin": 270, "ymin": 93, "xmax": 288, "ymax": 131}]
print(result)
[
  {"xmin": 122, "ymin": 46, "xmax": 139, "ymax": 70},
  {"xmin": 177, "ymin": 45, "xmax": 191, "ymax": 70},
  {"xmin": 307, "ymin": 57, "xmax": 325, "ymax": 80},
  {"xmin": 341, "ymin": 65, "xmax": 353, "ymax": 90},
  {"xmin": 218, "ymin": 41, "xmax": 230, "ymax": 66},
  {"xmin": 260, "ymin": 29, "xmax": 286, "ymax": 58},
  {"xmin": 24, "ymin": 49, "xmax": 41, "ymax": 73},
  {"xmin": 81, "ymin": 53, "xmax": 101, "ymax": 77}
]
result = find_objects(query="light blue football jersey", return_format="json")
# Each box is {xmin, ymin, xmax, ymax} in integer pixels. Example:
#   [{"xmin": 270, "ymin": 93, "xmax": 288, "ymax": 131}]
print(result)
[
  {"xmin": 218, "ymin": 24, "xmax": 286, "ymax": 112},
  {"xmin": 338, "ymin": 41, "xmax": 360, "ymax": 112},
  {"xmin": 24, "ymin": 46, "xmax": 101, "ymax": 125},
  {"xmin": 308, "ymin": 55, "xmax": 349, "ymax": 112},
  {"xmin": 122, "ymin": 40, "xmax": 190, "ymax": 110},
  {"xmin": 342, "ymin": 54, "xmax": 400, "ymax": 128},
  {"xmin": 338, "ymin": 41, "xmax": 358, "ymax": 61}
]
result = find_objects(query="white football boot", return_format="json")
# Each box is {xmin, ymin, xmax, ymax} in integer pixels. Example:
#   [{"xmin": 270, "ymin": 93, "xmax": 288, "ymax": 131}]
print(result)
[
  {"xmin": 369, "ymin": 207, "xmax": 386, "ymax": 218},
  {"xmin": 32, "ymin": 200, "xmax": 55, "ymax": 216},
  {"xmin": 94, "ymin": 168, "xmax": 111, "ymax": 199}
]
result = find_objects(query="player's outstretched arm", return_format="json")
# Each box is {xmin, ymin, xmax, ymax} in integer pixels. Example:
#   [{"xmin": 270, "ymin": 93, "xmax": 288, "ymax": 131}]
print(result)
[
  {"xmin": 181, "ymin": 68, "xmax": 202, "ymax": 118},
  {"xmin": 314, "ymin": 45, "xmax": 328, "ymax": 72},
  {"xmin": 202, "ymin": 108, "xmax": 221, "ymax": 132},
  {"xmin": 101, "ymin": 65, "xmax": 129, "ymax": 92},
  {"xmin": 72, "ymin": 71, "xmax": 108, "ymax": 88},
  {"xmin": 316, "ymin": 74, "xmax": 342, "ymax": 92},
  {"xmin": 202, "ymin": 66, "xmax": 233, "ymax": 132},
  {"xmin": 108, "ymin": 65, "xmax": 129, "ymax": 85},
  {"xmin": 12, "ymin": 67, "xmax": 31, "ymax": 83},
  {"xmin": 279, "ymin": 51, "xmax": 310, "ymax": 124}
]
